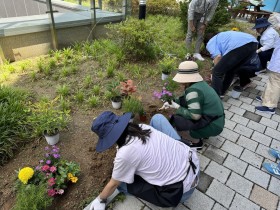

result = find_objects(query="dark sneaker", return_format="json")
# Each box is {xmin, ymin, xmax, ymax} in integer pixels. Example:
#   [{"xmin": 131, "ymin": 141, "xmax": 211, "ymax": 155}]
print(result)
[
  {"xmin": 181, "ymin": 139, "xmax": 203, "ymax": 150},
  {"xmin": 256, "ymin": 106, "xmax": 275, "ymax": 114},
  {"xmin": 256, "ymin": 96, "xmax": 262, "ymax": 102}
]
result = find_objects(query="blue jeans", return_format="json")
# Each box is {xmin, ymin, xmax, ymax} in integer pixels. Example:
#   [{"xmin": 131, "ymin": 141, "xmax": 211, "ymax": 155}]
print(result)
[
  {"xmin": 149, "ymin": 114, "xmax": 181, "ymax": 140},
  {"xmin": 117, "ymin": 114, "xmax": 195, "ymax": 203}
]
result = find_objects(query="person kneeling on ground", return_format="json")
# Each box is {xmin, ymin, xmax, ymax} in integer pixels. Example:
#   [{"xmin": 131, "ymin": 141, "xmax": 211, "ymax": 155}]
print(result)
[
  {"xmin": 255, "ymin": 38, "xmax": 280, "ymax": 114},
  {"xmin": 89, "ymin": 111, "xmax": 199, "ymax": 210},
  {"xmin": 253, "ymin": 18, "xmax": 279, "ymax": 72},
  {"xmin": 206, "ymin": 31, "xmax": 261, "ymax": 97},
  {"xmin": 160, "ymin": 61, "xmax": 225, "ymax": 149}
]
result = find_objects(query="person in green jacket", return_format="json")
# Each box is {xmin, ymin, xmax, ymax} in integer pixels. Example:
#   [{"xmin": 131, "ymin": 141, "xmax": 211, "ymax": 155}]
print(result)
[{"xmin": 160, "ymin": 61, "xmax": 225, "ymax": 148}]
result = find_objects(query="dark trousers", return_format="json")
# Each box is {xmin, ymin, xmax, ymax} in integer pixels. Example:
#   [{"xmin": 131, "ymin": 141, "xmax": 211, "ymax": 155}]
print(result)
[
  {"xmin": 258, "ymin": 49, "xmax": 274, "ymax": 69},
  {"xmin": 211, "ymin": 42, "xmax": 258, "ymax": 96}
]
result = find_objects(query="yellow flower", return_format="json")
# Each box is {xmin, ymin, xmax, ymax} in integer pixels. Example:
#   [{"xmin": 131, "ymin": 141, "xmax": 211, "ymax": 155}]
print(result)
[
  {"xmin": 70, "ymin": 176, "xmax": 78, "ymax": 183},
  {"xmin": 18, "ymin": 167, "xmax": 34, "ymax": 184},
  {"xmin": 231, "ymin": 27, "xmax": 239, "ymax": 31},
  {"xmin": 67, "ymin": 173, "xmax": 73, "ymax": 180}
]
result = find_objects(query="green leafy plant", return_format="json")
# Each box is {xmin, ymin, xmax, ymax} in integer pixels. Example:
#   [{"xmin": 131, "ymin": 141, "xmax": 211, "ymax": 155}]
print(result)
[
  {"xmin": 92, "ymin": 85, "xmax": 101, "ymax": 95},
  {"xmin": 56, "ymin": 84, "xmax": 70, "ymax": 97},
  {"xmin": 88, "ymin": 96, "xmax": 100, "ymax": 108},
  {"xmin": 0, "ymin": 86, "xmax": 31, "ymax": 165},
  {"xmin": 122, "ymin": 97, "xmax": 143, "ymax": 115},
  {"xmin": 13, "ymin": 182, "xmax": 53, "ymax": 210},
  {"xmin": 27, "ymin": 97, "xmax": 70, "ymax": 136},
  {"xmin": 159, "ymin": 55, "xmax": 176, "ymax": 75},
  {"xmin": 75, "ymin": 90, "xmax": 85, "ymax": 103}
]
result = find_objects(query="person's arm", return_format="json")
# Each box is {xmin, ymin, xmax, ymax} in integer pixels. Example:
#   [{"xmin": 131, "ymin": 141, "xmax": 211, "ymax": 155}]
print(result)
[
  {"xmin": 188, "ymin": 0, "xmax": 196, "ymax": 21},
  {"xmin": 205, "ymin": 0, "xmax": 219, "ymax": 22},
  {"xmin": 213, "ymin": 55, "xmax": 222, "ymax": 65},
  {"xmin": 90, "ymin": 178, "xmax": 120, "ymax": 210},
  {"xmin": 99, "ymin": 178, "xmax": 120, "ymax": 200},
  {"xmin": 259, "ymin": 31, "xmax": 277, "ymax": 52},
  {"xmin": 176, "ymin": 88, "xmax": 203, "ymax": 120}
]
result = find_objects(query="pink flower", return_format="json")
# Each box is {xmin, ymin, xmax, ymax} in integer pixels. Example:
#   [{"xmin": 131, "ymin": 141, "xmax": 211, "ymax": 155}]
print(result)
[
  {"xmin": 42, "ymin": 164, "xmax": 50, "ymax": 172},
  {"xmin": 46, "ymin": 160, "xmax": 51, "ymax": 164},
  {"xmin": 48, "ymin": 177, "xmax": 56, "ymax": 186},
  {"xmin": 49, "ymin": 166, "xmax": 57, "ymax": 173},
  {"xmin": 47, "ymin": 189, "xmax": 56, "ymax": 197},
  {"xmin": 56, "ymin": 189, "xmax": 64, "ymax": 195}
]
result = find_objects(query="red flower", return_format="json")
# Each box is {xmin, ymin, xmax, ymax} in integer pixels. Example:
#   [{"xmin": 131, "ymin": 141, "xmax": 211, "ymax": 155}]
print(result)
[
  {"xmin": 42, "ymin": 164, "xmax": 50, "ymax": 172},
  {"xmin": 48, "ymin": 177, "xmax": 56, "ymax": 186},
  {"xmin": 47, "ymin": 189, "xmax": 56, "ymax": 197}
]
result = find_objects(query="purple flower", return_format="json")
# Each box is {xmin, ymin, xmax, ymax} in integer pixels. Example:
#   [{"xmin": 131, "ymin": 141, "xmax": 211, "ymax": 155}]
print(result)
[
  {"xmin": 45, "ymin": 146, "xmax": 50, "ymax": 151},
  {"xmin": 35, "ymin": 165, "xmax": 41, "ymax": 170},
  {"xmin": 53, "ymin": 153, "xmax": 60, "ymax": 159},
  {"xmin": 46, "ymin": 160, "xmax": 51, "ymax": 164},
  {"xmin": 52, "ymin": 148, "xmax": 59, "ymax": 153},
  {"xmin": 39, "ymin": 160, "xmax": 44, "ymax": 163},
  {"xmin": 45, "ymin": 153, "xmax": 50, "ymax": 157}
]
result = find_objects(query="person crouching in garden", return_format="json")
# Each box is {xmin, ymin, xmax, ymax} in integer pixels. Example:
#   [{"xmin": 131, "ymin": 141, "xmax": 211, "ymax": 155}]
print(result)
[
  {"xmin": 206, "ymin": 31, "xmax": 260, "ymax": 98},
  {"xmin": 89, "ymin": 111, "xmax": 199, "ymax": 210},
  {"xmin": 159, "ymin": 61, "xmax": 225, "ymax": 149},
  {"xmin": 255, "ymin": 38, "xmax": 280, "ymax": 114},
  {"xmin": 253, "ymin": 18, "xmax": 279, "ymax": 72}
]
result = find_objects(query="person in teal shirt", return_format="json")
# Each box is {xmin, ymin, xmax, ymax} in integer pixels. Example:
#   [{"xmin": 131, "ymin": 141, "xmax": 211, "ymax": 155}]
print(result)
[{"xmin": 160, "ymin": 61, "xmax": 225, "ymax": 148}]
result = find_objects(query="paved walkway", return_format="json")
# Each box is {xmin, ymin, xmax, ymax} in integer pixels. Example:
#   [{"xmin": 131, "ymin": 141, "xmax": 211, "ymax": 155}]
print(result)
[{"xmin": 86, "ymin": 74, "xmax": 280, "ymax": 210}]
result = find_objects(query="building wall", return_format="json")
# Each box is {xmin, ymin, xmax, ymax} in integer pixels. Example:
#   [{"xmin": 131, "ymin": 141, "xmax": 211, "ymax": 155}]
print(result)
[{"xmin": 0, "ymin": 24, "xmax": 108, "ymax": 63}]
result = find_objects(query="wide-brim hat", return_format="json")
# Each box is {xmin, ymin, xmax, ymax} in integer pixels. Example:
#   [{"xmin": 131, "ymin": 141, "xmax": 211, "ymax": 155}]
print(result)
[
  {"xmin": 252, "ymin": 18, "xmax": 271, "ymax": 29},
  {"xmin": 173, "ymin": 61, "xmax": 203, "ymax": 83},
  {"xmin": 91, "ymin": 111, "xmax": 132, "ymax": 152}
]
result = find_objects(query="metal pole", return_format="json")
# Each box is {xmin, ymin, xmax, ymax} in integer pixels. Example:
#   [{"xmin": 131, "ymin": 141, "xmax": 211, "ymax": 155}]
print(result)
[
  {"xmin": 273, "ymin": 0, "xmax": 279, "ymax": 12},
  {"xmin": 0, "ymin": 45, "xmax": 5, "ymax": 65},
  {"xmin": 122, "ymin": 0, "xmax": 128, "ymax": 20},
  {"xmin": 139, "ymin": 0, "xmax": 146, "ymax": 19},
  {"xmin": 90, "ymin": 0, "xmax": 97, "ymax": 39},
  {"xmin": 46, "ymin": 0, "xmax": 58, "ymax": 50}
]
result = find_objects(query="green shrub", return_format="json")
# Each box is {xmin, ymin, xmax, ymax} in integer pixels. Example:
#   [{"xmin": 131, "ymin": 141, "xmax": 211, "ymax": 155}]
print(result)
[
  {"xmin": 106, "ymin": 18, "xmax": 160, "ymax": 61},
  {"xmin": 205, "ymin": 0, "xmax": 231, "ymax": 35},
  {"xmin": 122, "ymin": 97, "xmax": 143, "ymax": 114},
  {"xmin": 131, "ymin": 0, "xmax": 179, "ymax": 16},
  {"xmin": 13, "ymin": 182, "xmax": 53, "ymax": 210},
  {"xmin": 0, "ymin": 86, "xmax": 31, "ymax": 165}
]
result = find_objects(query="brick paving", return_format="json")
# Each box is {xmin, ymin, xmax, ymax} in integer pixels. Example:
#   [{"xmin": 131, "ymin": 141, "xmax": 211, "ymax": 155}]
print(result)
[{"xmin": 85, "ymin": 74, "xmax": 280, "ymax": 210}]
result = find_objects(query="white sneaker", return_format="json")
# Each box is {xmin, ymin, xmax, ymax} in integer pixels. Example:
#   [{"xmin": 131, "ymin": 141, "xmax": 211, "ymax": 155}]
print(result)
[{"xmin": 193, "ymin": 53, "xmax": 205, "ymax": 61}]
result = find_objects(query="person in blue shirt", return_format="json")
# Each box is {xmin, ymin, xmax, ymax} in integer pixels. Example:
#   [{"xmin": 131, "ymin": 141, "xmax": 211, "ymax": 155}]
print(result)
[{"xmin": 206, "ymin": 31, "xmax": 260, "ymax": 97}]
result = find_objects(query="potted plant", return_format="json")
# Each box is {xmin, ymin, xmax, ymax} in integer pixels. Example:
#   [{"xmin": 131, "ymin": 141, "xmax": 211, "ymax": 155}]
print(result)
[
  {"xmin": 28, "ymin": 97, "xmax": 70, "ymax": 145},
  {"xmin": 138, "ymin": 107, "xmax": 147, "ymax": 122},
  {"xmin": 159, "ymin": 55, "xmax": 176, "ymax": 80},
  {"xmin": 122, "ymin": 97, "xmax": 143, "ymax": 122},
  {"xmin": 107, "ymin": 81, "xmax": 122, "ymax": 109},
  {"xmin": 14, "ymin": 146, "xmax": 80, "ymax": 210}
]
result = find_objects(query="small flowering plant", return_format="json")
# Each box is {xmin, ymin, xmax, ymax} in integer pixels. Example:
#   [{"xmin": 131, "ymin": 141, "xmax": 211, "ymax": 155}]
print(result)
[
  {"xmin": 119, "ymin": 79, "xmax": 137, "ymax": 96},
  {"xmin": 153, "ymin": 82, "xmax": 175, "ymax": 104},
  {"xmin": 17, "ymin": 145, "xmax": 80, "ymax": 198}
]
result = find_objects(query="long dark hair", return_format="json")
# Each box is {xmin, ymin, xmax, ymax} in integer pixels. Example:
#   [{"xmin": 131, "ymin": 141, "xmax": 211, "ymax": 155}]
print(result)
[{"xmin": 116, "ymin": 123, "xmax": 151, "ymax": 148}]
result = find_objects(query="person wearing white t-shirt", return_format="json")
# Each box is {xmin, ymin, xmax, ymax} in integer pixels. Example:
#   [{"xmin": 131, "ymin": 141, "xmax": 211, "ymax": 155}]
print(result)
[
  {"xmin": 253, "ymin": 18, "xmax": 280, "ymax": 70},
  {"xmin": 89, "ymin": 111, "xmax": 199, "ymax": 210},
  {"xmin": 255, "ymin": 39, "xmax": 280, "ymax": 114}
]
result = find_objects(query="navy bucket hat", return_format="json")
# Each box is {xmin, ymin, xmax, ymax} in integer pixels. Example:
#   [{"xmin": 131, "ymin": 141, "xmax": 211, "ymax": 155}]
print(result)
[
  {"xmin": 91, "ymin": 111, "xmax": 132, "ymax": 152},
  {"xmin": 252, "ymin": 18, "xmax": 271, "ymax": 29}
]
